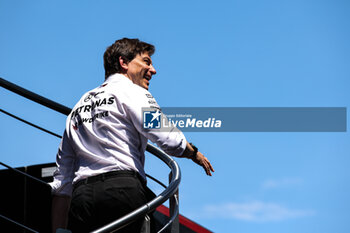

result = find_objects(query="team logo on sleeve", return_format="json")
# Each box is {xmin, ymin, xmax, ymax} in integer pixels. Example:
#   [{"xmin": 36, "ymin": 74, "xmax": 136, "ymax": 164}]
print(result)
[{"xmin": 143, "ymin": 109, "xmax": 161, "ymax": 129}]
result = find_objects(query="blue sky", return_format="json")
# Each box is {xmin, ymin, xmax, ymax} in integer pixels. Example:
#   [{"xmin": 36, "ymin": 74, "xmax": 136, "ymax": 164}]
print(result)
[{"xmin": 1, "ymin": 0, "xmax": 349, "ymax": 232}]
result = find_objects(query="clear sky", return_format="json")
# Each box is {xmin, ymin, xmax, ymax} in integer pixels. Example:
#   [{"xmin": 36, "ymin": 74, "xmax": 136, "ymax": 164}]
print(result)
[{"xmin": 1, "ymin": 0, "xmax": 349, "ymax": 232}]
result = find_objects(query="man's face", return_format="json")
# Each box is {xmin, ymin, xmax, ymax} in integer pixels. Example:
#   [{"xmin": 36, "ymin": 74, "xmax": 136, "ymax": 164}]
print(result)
[{"xmin": 126, "ymin": 53, "xmax": 156, "ymax": 90}]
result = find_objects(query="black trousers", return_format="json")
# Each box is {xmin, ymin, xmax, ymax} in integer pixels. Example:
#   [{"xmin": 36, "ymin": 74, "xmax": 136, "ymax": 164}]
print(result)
[{"xmin": 68, "ymin": 171, "xmax": 156, "ymax": 233}]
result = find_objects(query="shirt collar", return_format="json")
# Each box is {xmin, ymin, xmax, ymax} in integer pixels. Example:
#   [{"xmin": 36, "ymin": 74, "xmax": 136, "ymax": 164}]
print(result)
[{"xmin": 105, "ymin": 73, "xmax": 132, "ymax": 84}]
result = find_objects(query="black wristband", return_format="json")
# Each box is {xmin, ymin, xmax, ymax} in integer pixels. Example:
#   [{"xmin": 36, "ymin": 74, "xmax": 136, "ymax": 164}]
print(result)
[{"xmin": 189, "ymin": 143, "xmax": 198, "ymax": 158}]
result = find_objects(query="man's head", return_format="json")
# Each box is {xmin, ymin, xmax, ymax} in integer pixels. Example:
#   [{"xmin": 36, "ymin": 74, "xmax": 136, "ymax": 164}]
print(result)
[{"xmin": 103, "ymin": 38, "xmax": 156, "ymax": 90}]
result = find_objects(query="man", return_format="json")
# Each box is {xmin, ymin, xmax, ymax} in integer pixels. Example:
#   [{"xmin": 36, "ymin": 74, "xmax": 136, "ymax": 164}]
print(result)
[{"xmin": 50, "ymin": 38, "xmax": 214, "ymax": 233}]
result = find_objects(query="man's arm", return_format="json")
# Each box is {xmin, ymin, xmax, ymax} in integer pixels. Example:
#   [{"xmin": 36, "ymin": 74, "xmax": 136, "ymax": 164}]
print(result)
[
  {"xmin": 51, "ymin": 195, "xmax": 71, "ymax": 233},
  {"xmin": 182, "ymin": 142, "xmax": 215, "ymax": 176}
]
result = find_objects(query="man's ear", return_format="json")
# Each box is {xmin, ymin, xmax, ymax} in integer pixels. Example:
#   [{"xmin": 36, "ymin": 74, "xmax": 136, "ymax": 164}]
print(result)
[{"xmin": 119, "ymin": 56, "xmax": 128, "ymax": 71}]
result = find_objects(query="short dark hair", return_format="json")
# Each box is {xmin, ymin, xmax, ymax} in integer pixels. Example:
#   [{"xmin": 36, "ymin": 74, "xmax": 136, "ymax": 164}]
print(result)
[{"xmin": 103, "ymin": 38, "xmax": 155, "ymax": 79}]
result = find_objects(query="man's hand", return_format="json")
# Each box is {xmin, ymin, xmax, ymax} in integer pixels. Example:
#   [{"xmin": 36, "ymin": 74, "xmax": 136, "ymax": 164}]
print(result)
[
  {"xmin": 182, "ymin": 142, "xmax": 214, "ymax": 176},
  {"xmin": 191, "ymin": 151, "xmax": 215, "ymax": 176}
]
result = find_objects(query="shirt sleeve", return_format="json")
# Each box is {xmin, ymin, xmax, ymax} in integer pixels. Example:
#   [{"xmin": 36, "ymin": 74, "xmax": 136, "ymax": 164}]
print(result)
[
  {"xmin": 123, "ymin": 87, "xmax": 187, "ymax": 157},
  {"xmin": 49, "ymin": 129, "xmax": 76, "ymax": 197}
]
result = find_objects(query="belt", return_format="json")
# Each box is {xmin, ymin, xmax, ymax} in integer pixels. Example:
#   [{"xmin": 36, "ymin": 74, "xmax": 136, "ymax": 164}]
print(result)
[{"xmin": 73, "ymin": 170, "xmax": 145, "ymax": 189}]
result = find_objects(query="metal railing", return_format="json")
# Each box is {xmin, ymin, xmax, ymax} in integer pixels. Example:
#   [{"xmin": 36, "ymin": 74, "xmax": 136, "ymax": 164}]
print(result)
[
  {"xmin": 0, "ymin": 77, "xmax": 181, "ymax": 233},
  {"xmin": 0, "ymin": 213, "xmax": 39, "ymax": 233}
]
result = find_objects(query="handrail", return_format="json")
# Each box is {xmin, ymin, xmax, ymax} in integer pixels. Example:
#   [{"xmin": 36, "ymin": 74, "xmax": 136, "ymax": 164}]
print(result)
[
  {"xmin": 0, "ymin": 214, "xmax": 39, "ymax": 233},
  {"xmin": 1, "ymin": 77, "xmax": 181, "ymax": 233},
  {"xmin": 0, "ymin": 108, "xmax": 62, "ymax": 138},
  {"xmin": 0, "ymin": 77, "xmax": 71, "ymax": 115},
  {"xmin": 158, "ymin": 195, "xmax": 179, "ymax": 233},
  {"xmin": 0, "ymin": 161, "xmax": 51, "ymax": 187},
  {"xmin": 146, "ymin": 174, "xmax": 167, "ymax": 189}
]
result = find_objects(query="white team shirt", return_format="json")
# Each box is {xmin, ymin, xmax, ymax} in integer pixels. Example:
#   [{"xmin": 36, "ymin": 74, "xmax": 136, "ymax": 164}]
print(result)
[{"xmin": 50, "ymin": 74, "xmax": 187, "ymax": 196}]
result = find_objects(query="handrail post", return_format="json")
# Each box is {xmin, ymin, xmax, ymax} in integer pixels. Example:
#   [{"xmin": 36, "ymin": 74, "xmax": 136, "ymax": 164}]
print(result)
[
  {"xmin": 141, "ymin": 215, "xmax": 151, "ymax": 233},
  {"xmin": 169, "ymin": 173, "xmax": 179, "ymax": 233}
]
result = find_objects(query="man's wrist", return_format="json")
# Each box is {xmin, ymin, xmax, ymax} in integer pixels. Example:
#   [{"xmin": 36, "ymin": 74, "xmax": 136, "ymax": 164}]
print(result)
[{"xmin": 189, "ymin": 143, "xmax": 198, "ymax": 159}]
